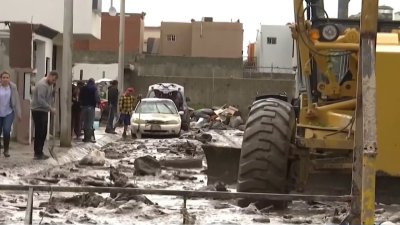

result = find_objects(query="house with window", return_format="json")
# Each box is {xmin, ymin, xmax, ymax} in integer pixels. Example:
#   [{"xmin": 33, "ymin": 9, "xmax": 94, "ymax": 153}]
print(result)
[
  {"xmin": 159, "ymin": 18, "xmax": 243, "ymax": 58},
  {"xmin": 0, "ymin": 0, "xmax": 102, "ymax": 144},
  {"xmin": 74, "ymin": 12, "xmax": 145, "ymax": 80},
  {"xmin": 255, "ymin": 25, "xmax": 296, "ymax": 74}
]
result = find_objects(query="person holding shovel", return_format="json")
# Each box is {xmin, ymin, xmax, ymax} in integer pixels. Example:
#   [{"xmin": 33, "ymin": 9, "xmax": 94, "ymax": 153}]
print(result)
[
  {"xmin": 31, "ymin": 71, "xmax": 58, "ymax": 160},
  {"xmin": 0, "ymin": 70, "xmax": 21, "ymax": 158}
]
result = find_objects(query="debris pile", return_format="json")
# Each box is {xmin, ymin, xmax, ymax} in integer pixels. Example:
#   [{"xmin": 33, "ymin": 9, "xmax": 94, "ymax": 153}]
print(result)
[
  {"xmin": 79, "ymin": 150, "xmax": 106, "ymax": 166},
  {"xmin": 190, "ymin": 105, "xmax": 245, "ymax": 130},
  {"xmin": 134, "ymin": 155, "xmax": 161, "ymax": 176}
]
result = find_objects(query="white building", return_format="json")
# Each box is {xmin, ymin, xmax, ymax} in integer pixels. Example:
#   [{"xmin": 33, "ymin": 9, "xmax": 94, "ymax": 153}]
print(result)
[
  {"xmin": 395, "ymin": 12, "xmax": 400, "ymax": 21},
  {"xmin": 72, "ymin": 63, "xmax": 118, "ymax": 81},
  {"xmin": 0, "ymin": 0, "xmax": 102, "ymax": 75},
  {"xmin": 255, "ymin": 25, "xmax": 296, "ymax": 74},
  {"xmin": 0, "ymin": 0, "xmax": 101, "ymax": 40},
  {"xmin": 0, "ymin": 0, "xmax": 102, "ymax": 144}
]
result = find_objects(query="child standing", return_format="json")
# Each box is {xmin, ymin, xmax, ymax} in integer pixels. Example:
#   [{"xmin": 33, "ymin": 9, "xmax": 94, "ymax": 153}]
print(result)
[{"xmin": 119, "ymin": 88, "xmax": 136, "ymax": 138}]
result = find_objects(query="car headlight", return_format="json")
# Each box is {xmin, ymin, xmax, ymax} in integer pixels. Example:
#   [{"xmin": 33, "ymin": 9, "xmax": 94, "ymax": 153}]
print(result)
[
  {"xmin": 165, "ymin": 120, "xmax": 180, "ymax": 124},
  {"xmin": 133, "ymin": 119, "xmax": 146, "ymax": 124}
]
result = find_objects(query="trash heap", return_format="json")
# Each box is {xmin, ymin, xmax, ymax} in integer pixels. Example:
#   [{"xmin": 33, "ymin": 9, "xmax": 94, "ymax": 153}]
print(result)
[{"xmin": 190, "ymin": 105, "xmax": 245, "ymax": 131}]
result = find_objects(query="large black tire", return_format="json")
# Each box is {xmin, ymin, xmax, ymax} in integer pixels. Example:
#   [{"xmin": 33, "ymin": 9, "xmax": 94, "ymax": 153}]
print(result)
[{"xmin": 237, "ymin": 98, "xmax": 295, "ymax": 209}]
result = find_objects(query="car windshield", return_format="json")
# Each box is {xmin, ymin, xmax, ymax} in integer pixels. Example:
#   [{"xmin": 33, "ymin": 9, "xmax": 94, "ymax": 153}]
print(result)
[
  {"xmin": 136, "ymin": 101, "xmax": 177, "ymax": 114},
  {"xmin": 147, "ymin": 90, "xmax": 184, "ymax": 111}
]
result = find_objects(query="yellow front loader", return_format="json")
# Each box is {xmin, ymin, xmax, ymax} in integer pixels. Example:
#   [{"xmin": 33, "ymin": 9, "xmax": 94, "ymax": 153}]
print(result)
[{"xmin": 203, "ymin": 0, "xmax": 400, "ymax": 223}]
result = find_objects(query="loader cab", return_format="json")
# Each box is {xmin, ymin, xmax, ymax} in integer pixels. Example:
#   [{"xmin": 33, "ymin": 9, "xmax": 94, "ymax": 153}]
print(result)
[{"xmin": 297, "ymin": 0, "xmax": 400, "ymax": 103}]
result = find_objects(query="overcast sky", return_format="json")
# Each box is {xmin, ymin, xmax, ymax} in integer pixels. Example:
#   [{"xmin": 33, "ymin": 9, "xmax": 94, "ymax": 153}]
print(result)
[{"xmin": 102, "ymin": 0, "xmax": 400, "ymax": 55}]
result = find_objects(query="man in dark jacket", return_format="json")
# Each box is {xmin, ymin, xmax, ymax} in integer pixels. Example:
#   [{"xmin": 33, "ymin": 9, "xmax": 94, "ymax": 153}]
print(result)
[
  {"xmin": 105, "ymin": 80, "xmax": 119, "ymax": 134},
  {"xmin": 79, "ymin": 78, "xmax": 100, "ymax": 143}
]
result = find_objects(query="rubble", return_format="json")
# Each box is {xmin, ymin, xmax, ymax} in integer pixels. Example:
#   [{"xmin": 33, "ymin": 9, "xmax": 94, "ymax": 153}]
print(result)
[
  {"xmin": 134, "ymin": 155, "xmax": 161, "ymax": 176},
  {"xmin": 375, "ymin": 208, "xmax": 386, "ymax": 214},
  {"xmin": 78, "ymin": 214, "xmax": 98, "ymax": 224},
  {"xmin": 193, "ymin": 108, "xmax": 215, "ymax": 121},
  {"xmin": 104, "ymin": 149, "xmax": 126, "ymax": 159},
  {"xmin": 210, "ymin": 121, "xmax": 230, "ymax": 130},
  {"xmin": 381, "ymin": 222, "xmax": 396, "ymax": 225},
  {"xmin": 6, "ymin": 125, "xmax": 400, "ymax": 225},
  {"xmin": 195, "ymin": 132, "xmax": 213, "ymax": 143},
  {"xmin": 240, "ymin": 203, "xmax": 260, "ymax": 215},
  {"xmin": 389, "ymin": 212, "xmax": 400, "ymax": 223},
  {"xmin": 173, "ymin": 171, "xmax": 197, "ymax": 181},
  {"xmin": 137, "ymin": 144, "xmax": 147, "ymax": 150},
  {"xmin": 79, "ymin": 150, "xmax": 106, "ymax": 166},
  {"xmin": 229, "ymin": 116, "xmax": 244, "ymax": 129},
  {"xmin": 176, "ymin": 141, "xmax": 197, "ymax": 155},
  {"xmin": 51, "ymin": 193, "xmax": 106, "ymax": 208},
  {"xmin": 39, "ymin": 211, "xmax": 57, "ymax": 218},
  {"xmin": 214, "ymin": 181, "xmax": 228, "ymax": 192},
  {"xmin": 190, "ymin": 105, "xmax": 245, "ymax": 131},
  {"xmin": 160, "ymin": 158, "xmax": 203, "ymax": 169},
  {"xmin": 283, "ymin": 217, "xmax": 313, "ymax": 224},
  {"xmin": 252, "ymin": 217, "xmax": 271, "ymax": 223}
]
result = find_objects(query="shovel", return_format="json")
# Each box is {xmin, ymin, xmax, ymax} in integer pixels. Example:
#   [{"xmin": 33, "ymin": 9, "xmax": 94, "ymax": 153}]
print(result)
[
  {"xmin": 48, "ymin": 92, "xmax": 58, "ymax": 162},
  {"xmin": 48, "ymin": 113, "xmax": 58, "ymax": 162}
]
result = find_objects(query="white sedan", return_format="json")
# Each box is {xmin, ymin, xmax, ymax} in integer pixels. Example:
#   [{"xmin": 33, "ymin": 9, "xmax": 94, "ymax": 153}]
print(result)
[{"xmin": 131, "ymin": 98, "xmax": 183, "ymax": 136}]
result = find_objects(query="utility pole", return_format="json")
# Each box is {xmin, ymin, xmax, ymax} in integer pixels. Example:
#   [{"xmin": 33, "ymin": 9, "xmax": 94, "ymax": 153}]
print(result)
[
  {"xmin": 60, "ymin": 0, "xmax": 73, "ymax": 147},
  {"xmin": 118, "ymin": 0, "xmax": 125, "ymax": 92}
]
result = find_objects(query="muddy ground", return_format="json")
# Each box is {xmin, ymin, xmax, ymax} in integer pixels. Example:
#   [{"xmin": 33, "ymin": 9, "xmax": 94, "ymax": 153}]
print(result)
[{"xmin": 1, "ymin": 130, "xmax": 400, "ymax": 225}]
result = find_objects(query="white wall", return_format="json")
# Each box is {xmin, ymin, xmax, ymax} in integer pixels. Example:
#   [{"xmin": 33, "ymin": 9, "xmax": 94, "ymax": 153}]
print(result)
[
  {"xmin": 395, "ymin": 13, "xmax": 400, "ymax": 21},
  {"xmin": 72, "ymin": 63, "xmax": 118, "ymax": 81},
  {"xmin": 0, "ymin": 0, "xmax": 101, "ymax": 39},
  {"xmin": 256, "ymin": 25, "xmax": 295, "ymax": 74},
  {"xmin": 33, "ymin": 34, "xmax": 53, "ymax": 80},
  {"xmin": 143, "ymin": 27, "xmax": 161, "ymax": 53}
]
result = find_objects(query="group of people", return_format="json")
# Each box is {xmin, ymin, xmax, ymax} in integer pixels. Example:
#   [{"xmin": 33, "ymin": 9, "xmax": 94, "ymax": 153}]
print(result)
[
  {"xmin": 71, "ymin": 78, "xmax": 101, "ymax": 143},
  {"xmin": 0, "ymin": 69, "xmax": 137, "ymax": 160},
  {"xmin": 0, "ymin": 70, "xmax": 58, "ymax": 160},
  {"xmin": 105, "ymin": 80, "xmax": 137, "ymax": 138},
  {"xmin": 73, "ymin": 79, "xmax": 138, "ymax": 140}
]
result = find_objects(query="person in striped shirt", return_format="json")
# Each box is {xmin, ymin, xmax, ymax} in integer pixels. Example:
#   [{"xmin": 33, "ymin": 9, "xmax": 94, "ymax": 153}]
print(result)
[{"xmin": 119, "ymin": 87, "xmax": 136, "ymax": 137}]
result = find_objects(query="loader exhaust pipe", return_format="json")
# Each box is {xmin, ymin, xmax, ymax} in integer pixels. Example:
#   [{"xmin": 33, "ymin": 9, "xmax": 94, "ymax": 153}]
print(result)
[{"xmin": 338, "ymin": 0, "xmax": 350, "ymax": 19}]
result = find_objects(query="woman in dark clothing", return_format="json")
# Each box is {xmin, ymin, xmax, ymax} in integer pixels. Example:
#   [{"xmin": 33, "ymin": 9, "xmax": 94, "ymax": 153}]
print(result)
[{"xmin": 71, "ymin": 84, "xmax": 81, "ymax": 139}]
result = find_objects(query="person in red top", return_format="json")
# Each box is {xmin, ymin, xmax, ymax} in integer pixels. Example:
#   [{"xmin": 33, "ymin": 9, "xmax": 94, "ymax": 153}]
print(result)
[{"xmin": 118, "ymin": 88, "xmax": 136, "ymax": 138}]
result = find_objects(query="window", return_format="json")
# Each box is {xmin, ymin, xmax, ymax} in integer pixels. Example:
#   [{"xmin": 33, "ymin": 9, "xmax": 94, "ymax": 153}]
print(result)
[
  {"xmin": 136, "ymin": 101, "xmax": 178, "ymax": 114},
  {"xmin": 267, "ymin": 37, "xmax": 277, "ymax": 45},
  {"xmin": 167, "ymin": 34, "xmax": 176, "ymax": 42}
]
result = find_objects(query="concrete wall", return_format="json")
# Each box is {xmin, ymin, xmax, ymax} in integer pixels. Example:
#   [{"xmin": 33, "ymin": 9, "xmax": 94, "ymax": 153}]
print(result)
[
  {"xmin": 134, "ymin": 55, "xmax": 243, "ymax": 78},
  {"xmin": 160, "ymin": 22, "xmax": 192, "ymax": 56},
  {"xmin": 256, "ymin": 25, "xmax": 296, "ymax": 74},
  {"xmin": 0, "ymin": 0, "xmax": 101, "ymax": 39},
  {"xmin": 191, "ymin": 22, "xmax": 243, "ymax": 58},
  {"xmin": 125, "ymin": 72, "xmax": 295, "ymax": 116}
]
